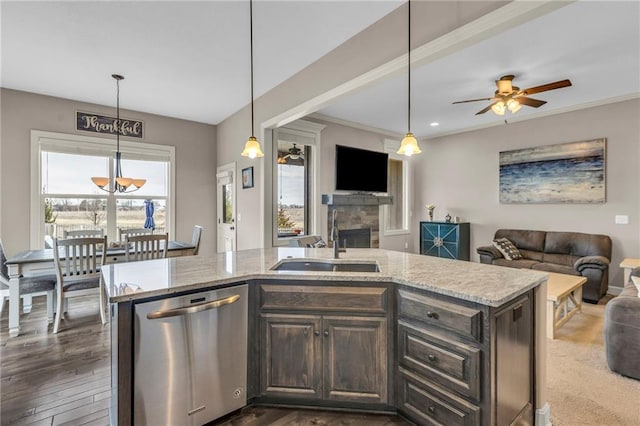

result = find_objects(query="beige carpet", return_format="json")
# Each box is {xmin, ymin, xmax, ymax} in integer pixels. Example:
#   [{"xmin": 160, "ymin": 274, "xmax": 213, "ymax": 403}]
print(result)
[{"xmin": 546, "ymin": 295, "xmax": 640, "ymax": 425}]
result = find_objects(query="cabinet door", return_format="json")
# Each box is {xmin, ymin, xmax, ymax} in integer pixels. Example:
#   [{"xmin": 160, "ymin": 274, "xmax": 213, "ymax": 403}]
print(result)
[
  {"xmin": 260, "ymin": 313, "xmax": 322, "ymax": 399},
  {"xmin": 323, "ymin": 316, "xmax": 388, "ymax": 404}
]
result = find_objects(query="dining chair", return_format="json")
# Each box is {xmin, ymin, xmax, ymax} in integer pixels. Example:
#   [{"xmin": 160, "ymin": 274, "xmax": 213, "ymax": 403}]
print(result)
[
  {"xmin": 63, "ymin": 229, "xmax": 104, "ymax": 239},
  {"xmin": 52, "ymin": 236, "xmax": 107, "ymax": 333},
  {"xmin": 125, "ymin": 233, "xmax": 168, "ymax": 262},
  {"xmin": 0, "ymin": 239, "xmax": 56, "ymax": 323},
  {"xmin": 119, "ymin": 227, "xmax": 152, "ymax": 242},
  {"xmin": 191, "ymin": 225, "xmax": 203, "ymax": 255}
]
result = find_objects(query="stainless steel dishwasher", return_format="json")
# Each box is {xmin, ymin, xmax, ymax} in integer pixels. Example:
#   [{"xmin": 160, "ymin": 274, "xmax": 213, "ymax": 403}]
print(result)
[{"xmin": 133, "ymin": 284, "xmax": 248, "ymax": 425}]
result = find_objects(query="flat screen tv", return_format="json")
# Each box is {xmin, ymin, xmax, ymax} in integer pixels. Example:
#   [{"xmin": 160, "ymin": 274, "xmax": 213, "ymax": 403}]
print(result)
[{"xmin": 335, "ymin": 145, "xmax": 388, "ymax": 193}]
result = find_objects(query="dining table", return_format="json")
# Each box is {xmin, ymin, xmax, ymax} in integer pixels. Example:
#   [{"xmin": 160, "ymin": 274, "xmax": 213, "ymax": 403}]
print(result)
[{"xmin": 4, "ymin": 240, "xmax": 196, "ymax": 337}]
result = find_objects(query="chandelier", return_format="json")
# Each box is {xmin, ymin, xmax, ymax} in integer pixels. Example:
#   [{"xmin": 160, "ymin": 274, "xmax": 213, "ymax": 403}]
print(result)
[{"xmin": 91, "ymin": 74, "xmax": 146, "ymax": 193}]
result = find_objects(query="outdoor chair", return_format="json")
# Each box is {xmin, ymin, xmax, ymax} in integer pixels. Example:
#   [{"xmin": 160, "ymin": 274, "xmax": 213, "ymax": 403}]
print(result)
[
  {"xmin": 63, "ymin": 229, "xmax": 103, "ymax": 239},
  {"xmin": 119, "ymin": 227, "xmax": 152, "ymax": 242}
]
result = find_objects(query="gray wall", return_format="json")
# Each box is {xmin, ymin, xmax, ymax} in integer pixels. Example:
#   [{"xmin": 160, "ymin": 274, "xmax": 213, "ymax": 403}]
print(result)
[
  {"xmin": 216, "ymin": 1, "xmax": 508, "ymax": 250},
  {"xmin": 414, "ymin": 98, "xmax": 640, "ymax": 290},
  {"xmin": 0, "ymin": 88, "xmax": 217, "ymax": 256}
]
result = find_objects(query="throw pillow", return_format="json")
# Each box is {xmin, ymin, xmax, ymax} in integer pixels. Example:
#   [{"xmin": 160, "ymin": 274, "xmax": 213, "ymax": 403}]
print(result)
[
  {"xmin": 307, "ymin": 239, "xmax": 327, "ymax": 248},
  {"xmin": 631, "ymin": 276, "xmax": 640, "ymax": 298},
  {"xmin": 492, "ymin": 238, "xmax": 523, "ymax": 261}
]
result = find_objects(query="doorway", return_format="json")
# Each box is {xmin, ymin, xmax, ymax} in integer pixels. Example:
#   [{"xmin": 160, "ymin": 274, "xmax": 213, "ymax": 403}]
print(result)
[{"xmin": 216, "ymin": 163, "xmax": 237, "ymax": 252}]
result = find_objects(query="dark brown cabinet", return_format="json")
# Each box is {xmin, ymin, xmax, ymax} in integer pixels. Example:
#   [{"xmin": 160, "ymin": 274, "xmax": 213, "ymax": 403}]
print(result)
[
  {"xmin": 257, "ymin": 283, "xmax": 389, "ymax": 406},
  {"xmin": 396, "ymin": 286, "xmax": 534, "ymax": 426}
]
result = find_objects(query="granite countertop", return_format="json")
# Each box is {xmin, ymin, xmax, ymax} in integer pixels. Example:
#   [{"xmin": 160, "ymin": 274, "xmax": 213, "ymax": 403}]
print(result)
[{"xmin": 102, "ymin": 247, "xmax": 547, "ymax": 307}]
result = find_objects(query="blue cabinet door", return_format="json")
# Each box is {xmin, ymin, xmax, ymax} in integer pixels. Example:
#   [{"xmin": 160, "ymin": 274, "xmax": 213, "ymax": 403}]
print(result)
[{"xmin": 420, "ymin": 222, "xmax": 470, "ymax": 261}]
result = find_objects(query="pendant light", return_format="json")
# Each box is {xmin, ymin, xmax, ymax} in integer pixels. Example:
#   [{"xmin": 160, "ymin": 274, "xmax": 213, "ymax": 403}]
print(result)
[
  {"xmin": 241, "ymin": 0, "xmax": 264, "ymax": 159},
  {"xmin": 397, "ymin": 0, "xmax": 422, "ymax": 157},
  {"xmin": 91, "ymin": 74, "xmax": 146, "ymax": 192}
]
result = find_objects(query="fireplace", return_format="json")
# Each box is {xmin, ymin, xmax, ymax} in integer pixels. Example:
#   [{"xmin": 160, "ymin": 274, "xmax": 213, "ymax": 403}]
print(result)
[{"xmin": 338, "ymin": 228, "xmax": 371, "ymax": 248}]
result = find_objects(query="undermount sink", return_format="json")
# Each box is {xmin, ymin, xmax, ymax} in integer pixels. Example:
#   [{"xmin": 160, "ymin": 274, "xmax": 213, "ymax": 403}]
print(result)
[{"xmin": 271, "ymin": 259, "xmax": 380, "ymax": 273}]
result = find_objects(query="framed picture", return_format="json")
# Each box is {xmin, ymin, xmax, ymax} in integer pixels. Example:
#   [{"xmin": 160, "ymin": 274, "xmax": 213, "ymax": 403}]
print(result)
[
  {"xmin": 499, "ymin": 138, "xmax": 606, "ymax": 204},
  {"xmin": 242, "ymin": 166, "xmax": 254, "ymax": 189}
]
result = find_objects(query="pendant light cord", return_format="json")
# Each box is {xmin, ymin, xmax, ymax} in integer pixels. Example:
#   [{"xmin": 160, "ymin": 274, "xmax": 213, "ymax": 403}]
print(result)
[
  {"xmin": 250, "ymin": 0, "xmax": 255, "ymax": 137},
  {"xmin": 407, "ymin": 0, "xmax": 411, "ymax": 133},
  {"xmin": 116, "ymin": 77, "xmax": 120, "ymax": 152}
]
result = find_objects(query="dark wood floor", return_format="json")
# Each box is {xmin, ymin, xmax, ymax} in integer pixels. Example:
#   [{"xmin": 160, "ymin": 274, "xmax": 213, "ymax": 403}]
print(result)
[{"xmin": 1, "ymin": 296, "xmax": 411, "ymax": 426}]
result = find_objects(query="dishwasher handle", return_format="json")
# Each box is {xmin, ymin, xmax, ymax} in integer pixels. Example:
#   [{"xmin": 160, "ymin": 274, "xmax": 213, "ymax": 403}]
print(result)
[{"xmin": 146, "ymin": 294, "xmax": 240, "ymax": 319}]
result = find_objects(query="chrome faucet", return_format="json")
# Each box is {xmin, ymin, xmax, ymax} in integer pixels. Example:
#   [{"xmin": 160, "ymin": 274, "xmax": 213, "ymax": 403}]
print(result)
[{"xmin": 331, "ymin": 209, "xmax": 340, "ymax": 259}]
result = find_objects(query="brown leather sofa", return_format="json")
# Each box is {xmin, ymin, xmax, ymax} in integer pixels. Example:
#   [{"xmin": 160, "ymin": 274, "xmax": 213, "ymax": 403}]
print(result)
[{"xmin": 477, "ymin": 229, "xmax": 612, "ymax": 303}]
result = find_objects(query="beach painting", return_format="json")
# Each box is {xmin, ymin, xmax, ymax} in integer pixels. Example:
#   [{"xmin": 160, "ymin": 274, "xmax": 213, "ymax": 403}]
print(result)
[{"xmin": 499, "ymin": 139, "xmax": 606, "ymax": 204}]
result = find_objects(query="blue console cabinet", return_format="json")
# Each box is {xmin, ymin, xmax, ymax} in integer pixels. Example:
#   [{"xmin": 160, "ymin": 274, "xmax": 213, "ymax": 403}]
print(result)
[{"xmin": 419, "ymin": 221, "xmax": 470, "ymax": 260}]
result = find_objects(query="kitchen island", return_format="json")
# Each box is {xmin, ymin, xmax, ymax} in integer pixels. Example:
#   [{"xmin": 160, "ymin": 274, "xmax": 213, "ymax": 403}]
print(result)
[{"xmin": 103, "ymin": 247, "xmax": 549, "ymax": 426}]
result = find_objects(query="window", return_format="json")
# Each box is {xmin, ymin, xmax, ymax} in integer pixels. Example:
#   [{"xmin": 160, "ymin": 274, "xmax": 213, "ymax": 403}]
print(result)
[
  {"xmin": 31, "ymin": 131, "xmax": 174, "ymax": 248},
  {"xmin": 382, "ymin": 139, "xmax": 410, "ymax": 235},
  {"xmin": 272, "ymin": 120, "xmax": 325, "ymax": 246}
]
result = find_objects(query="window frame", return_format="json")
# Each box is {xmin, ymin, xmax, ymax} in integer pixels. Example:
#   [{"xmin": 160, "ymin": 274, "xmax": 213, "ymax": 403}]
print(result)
[
  {"xmin": 382, "ymin": 138, "xmax": 410, "ymax": 236},
  {"xmin": 30, "ymin": 130, "xmax": 175, "ymax": 248},
  {"xmin": 271, "ymin": 120, "xmax": 325, "ymax": 247}
]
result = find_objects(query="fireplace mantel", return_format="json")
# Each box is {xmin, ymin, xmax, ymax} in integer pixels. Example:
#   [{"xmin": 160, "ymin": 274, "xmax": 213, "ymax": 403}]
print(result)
[{"xmin": 321, "ymin": 193, "xmax": 392, "ymax": 206}]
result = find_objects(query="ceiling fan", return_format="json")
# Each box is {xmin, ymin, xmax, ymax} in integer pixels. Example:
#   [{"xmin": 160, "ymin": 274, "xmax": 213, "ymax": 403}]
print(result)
[
  {"xmin": 452, "ymin": 75, "xmax": 572, "ymax": 116},
  {"xmin": 277, "ymin": 143, "xmax": 304, "ymax": 164}
]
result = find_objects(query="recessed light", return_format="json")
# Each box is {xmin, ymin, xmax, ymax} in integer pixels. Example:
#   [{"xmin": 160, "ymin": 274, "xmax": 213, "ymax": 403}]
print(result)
[{"xmin": 430, "ymin": 122, "xmax": 439, "ymax": 127}]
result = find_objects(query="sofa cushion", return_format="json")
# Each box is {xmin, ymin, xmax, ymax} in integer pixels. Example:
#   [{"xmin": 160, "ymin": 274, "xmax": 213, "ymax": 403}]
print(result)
[
  {"xmin": 531, "ymin": 262, "xmax": 580, "ymax": 276},
  {"xmin": 493, "ymin": 258, "xmax": 541, "ymax": 269},
  {"xmin": 495, "ymin": 229, "xmax": 546, "ymax": 253},
  {"xmin": 545, "ymin": 231, "xmax": 612, "ymax": 258},
  {"xmin": 542, "ymin": 252, "xmax": 578, "ymax": 267},
  {"xmin": 492, "ymin": 238, "xmax": 523, "ymax": 260}
]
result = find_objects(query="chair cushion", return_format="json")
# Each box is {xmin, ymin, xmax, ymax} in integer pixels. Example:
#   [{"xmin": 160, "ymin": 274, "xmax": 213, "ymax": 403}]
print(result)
[
  {"xmin": 492, "ymin": 238, "xmax": 523, "ymax": 260},
  {"xmin": 19, "ymin": 274, "xmax": 57, "ymax": 294},
  {"xmin": 63, "ymin": 276, "xmax": 100, "ymax": 292}
]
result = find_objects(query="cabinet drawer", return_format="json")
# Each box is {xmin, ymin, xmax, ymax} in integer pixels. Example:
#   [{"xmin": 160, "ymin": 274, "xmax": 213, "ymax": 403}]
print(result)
[
  {"xmin": 398, "ymin": 321, "xmax": 480, "ymax": 400},
  {"xmin": 260, "ymin": 285, "xmax": 387, "ymax": 313},
  {"xmin": 398, "ymin": 367, "xmax": 480, "ymax": 426},
  {"xmin": 398, "ymin": 289, "xmax": 482, "ymax": 341}
]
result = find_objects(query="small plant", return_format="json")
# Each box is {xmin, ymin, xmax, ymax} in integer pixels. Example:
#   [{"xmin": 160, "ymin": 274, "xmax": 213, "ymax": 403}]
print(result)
[{"xmin": 44, "ymin": 198, "xmax": 57, "ymax": 224}]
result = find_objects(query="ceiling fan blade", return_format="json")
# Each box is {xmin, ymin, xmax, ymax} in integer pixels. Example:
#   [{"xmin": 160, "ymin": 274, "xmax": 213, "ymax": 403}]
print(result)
[
  {"xmin": 517, "ymin": 97, "xmax": 547, "ymax": 108},
  {"xmin": 521, "ymin": 79, "xmax": 572, "ymax": 95},
  {"xmin": 475, "ymin": 103, "xmax": 495, "ymax": 115},
  {"xmin": 453, "ymin": 97, "xmax": 494, "ymax": 104}
]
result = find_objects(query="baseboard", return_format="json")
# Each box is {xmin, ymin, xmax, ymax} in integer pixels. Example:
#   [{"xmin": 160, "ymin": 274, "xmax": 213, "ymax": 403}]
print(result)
[
  {"xmin": 608, "ymin": 286, "xmax": 623, "ymax": 296},
  {"xmin": 535, "ymin": 402, "xmax": 551, "ymax": 426}
]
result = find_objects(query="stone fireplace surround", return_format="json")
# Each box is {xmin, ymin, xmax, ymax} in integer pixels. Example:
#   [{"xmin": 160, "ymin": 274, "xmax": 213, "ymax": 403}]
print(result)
[{"xmin": 321, "ymin": 194, "xmax": 393, "ymax": 249}]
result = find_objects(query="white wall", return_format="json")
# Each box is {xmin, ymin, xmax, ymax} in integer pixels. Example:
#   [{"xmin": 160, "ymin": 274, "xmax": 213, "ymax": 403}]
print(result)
[
  {"xmin": 0, "ymin": 89, "xmax": 217, "ymax": 256},
  {"xmin": 413, "ymin": 99, "xmax": 640, "ymax": 290}
]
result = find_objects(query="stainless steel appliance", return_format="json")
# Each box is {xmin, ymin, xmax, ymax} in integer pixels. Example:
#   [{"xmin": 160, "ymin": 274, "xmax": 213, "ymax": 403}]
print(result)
[{"xmin": 133, "ymin": 284, "xmax": 248, "ymax": 425}]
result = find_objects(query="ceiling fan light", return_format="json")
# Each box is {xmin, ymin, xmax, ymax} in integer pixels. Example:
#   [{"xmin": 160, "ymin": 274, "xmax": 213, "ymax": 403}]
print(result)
[
  {"xmin": 491, "ymin": 101, "xmax": 506, "ymax": 116},
  {"xmin": 241, "ymin": 136, "xmax": 264, "ymax": 159},
  {"xmin": 397, "ymin": 132, "xmax": 422, "ymax": 156},
  {"xmin": 507, "ymin": 99, "xmax": 522, "ymax": 113}
]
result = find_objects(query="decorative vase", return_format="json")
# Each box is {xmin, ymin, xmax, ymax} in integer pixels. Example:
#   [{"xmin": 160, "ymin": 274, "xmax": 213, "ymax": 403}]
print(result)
[{"xmin": 428, "ymin": 211, "xmax": 434, "ymax": 221}]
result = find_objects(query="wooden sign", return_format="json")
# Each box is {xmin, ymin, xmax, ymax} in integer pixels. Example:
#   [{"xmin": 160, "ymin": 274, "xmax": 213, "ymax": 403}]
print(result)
[{"xmin": 76, "ymin": 111, "xmax": 144, "ymax": 139}]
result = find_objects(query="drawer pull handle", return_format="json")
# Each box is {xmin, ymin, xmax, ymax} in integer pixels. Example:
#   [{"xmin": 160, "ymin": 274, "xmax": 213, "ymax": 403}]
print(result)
[
  {"xmin": 314, "ymin": 330, "xmax": 320, "ymax": 336},
  {"xmin": 324, "ymin": 330, "xmax": 329, "ymax": 337},
  {"xmin": 426, "ymin": 311, "xmax": 438, "ymax": 319},
  {"xmin": 428, "ymin": 405, "xmax": 436, "ymax": 414},
  {"xmin": 427, "ymin": 354, "xmax": 437, "ymax": 362}
]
